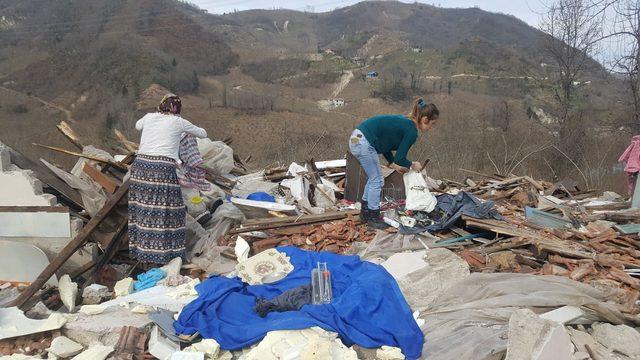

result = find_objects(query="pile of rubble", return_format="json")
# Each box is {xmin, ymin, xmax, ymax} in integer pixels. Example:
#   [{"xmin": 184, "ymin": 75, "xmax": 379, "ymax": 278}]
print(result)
[{"xmin": 2, "ymin": 120, "xmax": 640, "ymax": 360}]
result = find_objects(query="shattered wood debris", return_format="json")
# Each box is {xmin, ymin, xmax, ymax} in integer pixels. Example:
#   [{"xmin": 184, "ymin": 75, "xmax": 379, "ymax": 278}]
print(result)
[
  {"xmin": 224, "ymin": 216, "xmax": 374, "ymax": 254},
  {"xmin": 4, "ymin": 118, "xmax": 640, "ymax": 360},
  {"xmin": 429, "ymin": 170, "xmax": 640, "ymax": 315}
]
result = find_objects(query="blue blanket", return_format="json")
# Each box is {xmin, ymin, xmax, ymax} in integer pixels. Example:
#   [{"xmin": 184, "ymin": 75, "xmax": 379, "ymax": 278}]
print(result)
[{"xmin": 174, "ymin": 247, "xmax": 423, "ymax": 359}]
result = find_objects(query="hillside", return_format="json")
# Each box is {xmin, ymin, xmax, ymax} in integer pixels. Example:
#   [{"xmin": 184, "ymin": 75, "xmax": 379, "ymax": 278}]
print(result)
[{"xmin": 0, "ymin": 0, "xmax": 629, "ymax": 191}]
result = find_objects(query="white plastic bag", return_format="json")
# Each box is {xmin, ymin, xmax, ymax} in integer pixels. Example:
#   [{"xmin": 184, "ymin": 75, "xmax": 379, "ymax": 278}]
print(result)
[
  {"xmin": 196, "ymin": 139, "xmax": 234, "ymax": 176},
  {"xmin": 404, "ymin": 171, "xmax": 437, "ymax": 212}
]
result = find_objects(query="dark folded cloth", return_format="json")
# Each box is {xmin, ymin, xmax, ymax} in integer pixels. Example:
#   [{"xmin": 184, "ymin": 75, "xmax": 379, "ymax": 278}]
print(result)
[{"xmin": 253, "ymin": 284, "xmax": 312, "ymax": 317}]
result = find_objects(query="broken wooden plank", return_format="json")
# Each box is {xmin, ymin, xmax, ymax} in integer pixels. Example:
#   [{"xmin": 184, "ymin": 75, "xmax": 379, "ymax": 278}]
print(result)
[
  {"xmin": 32, "ymin": 143, "xmax": 128, "ymax": 171},
  {"xmin": 56, "ymin": 121, "xmax": 85, "ymax": 150},
  {"xmin": 480, "ymin": 238, "xmax": 532, "ymax": 254},
  {"xmin": 8, "ymin": 180, "xmax": 129, "ymax": 309},
  {"xmin": 463, "ymin": 216, "xmax": 541, "ymax": 239},
  {"xmin": 113, "ymin": 129, "xmax": 138, "ymax": 153},
  {"xmin": 458, "ymin": 168, "xmax": 504, "ymax": 181},
  {"xmin": 231, "ymin": 210, "xmax": 359, "ymax": 234},
  {"xmin": 7, "ymin": 146, "xmax": 84, "ymax": 210},
  {"xmin": 82, "ymin": 163, "xmax": 119, "ymax": 193}
]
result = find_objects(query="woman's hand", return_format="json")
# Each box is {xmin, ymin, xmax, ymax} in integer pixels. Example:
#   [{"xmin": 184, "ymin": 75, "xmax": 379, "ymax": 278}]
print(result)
[
  {"xmin": 390, "ymin": 163, "xmax": 409, "ymax": 174},
  {"xmin": 411, "ymin": 161, "xmax": 422, "ymax": 172}
]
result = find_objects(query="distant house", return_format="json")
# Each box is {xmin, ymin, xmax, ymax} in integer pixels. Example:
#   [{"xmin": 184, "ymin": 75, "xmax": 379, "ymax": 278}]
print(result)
[
  {"xmin": 366, "ymin": 71, "xmax": 379, "ymax": 78},
  {"xmin": 410, "ymin": 47, "xmax": 423, "ymax": 53}
]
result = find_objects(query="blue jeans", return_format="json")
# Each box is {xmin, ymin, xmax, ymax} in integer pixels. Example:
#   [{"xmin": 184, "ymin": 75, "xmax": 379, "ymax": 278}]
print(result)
[{"xmin": 349, "ymin": 129, "xmax": 383, "ymax": 210}]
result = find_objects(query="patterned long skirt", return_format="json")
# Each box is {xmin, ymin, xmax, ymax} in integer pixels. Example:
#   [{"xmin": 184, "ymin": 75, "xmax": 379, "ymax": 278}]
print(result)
[{"xmin": 128, "ymin": 155, "xmax": 186, "ymax": 264}]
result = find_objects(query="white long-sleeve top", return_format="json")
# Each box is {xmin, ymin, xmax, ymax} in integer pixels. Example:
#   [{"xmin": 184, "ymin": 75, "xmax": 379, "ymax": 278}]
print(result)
[{"xmin": 135, "ymin": 112, "xmax": 207, "ymax": 162}]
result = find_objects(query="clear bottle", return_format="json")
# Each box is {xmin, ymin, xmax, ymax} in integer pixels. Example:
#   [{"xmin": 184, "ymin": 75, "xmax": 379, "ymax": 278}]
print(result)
[{"xmin": 311, "ymin": 262, "xmax": 332, "ymax": 304}]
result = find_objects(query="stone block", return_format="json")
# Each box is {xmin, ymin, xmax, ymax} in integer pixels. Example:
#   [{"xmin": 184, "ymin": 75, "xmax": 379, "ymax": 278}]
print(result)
[
  {"xmin": 114, "ymin": 278, "xmax": 134, "ymax": 297},
  {"xmin": 72, "ymin": 344, "xmax": 114, "ymax": 360},
  {"xmin": 58, "ymin": 275, "xmax": 78, "ymax": 312},
  {"xmin": 82, "ymin": 284, "xmax": 111, "ymax": 305},
  {"xmin": 506, "ymin": 309, "xmax": 572, "ymax": 360},
  {"xmin": 46, "ymin": 336, "xmax": 83, "ymax": 358},
  {"xmin": 591, "ymin": 322, "xmax": 640, "ymax": 357}
]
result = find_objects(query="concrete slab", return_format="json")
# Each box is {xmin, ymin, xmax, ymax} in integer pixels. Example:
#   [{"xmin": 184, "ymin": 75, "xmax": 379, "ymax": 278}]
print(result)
[
  {"xmin": 63, "ymin": 306, "xmax": 153, "ymax": 347},
  {"xmin": 539, "ymin": 306, "xmax": 588, "ymax": 325},
  {"xmin": 99, "ymin": 283, "xmax": 197, "ymax": 313},
  {"xmin": 0, "ymin": 240, "xmax": 57, "ymax": 286},
  {"xmin": 0, "ymin": 307, "xmax": 67, "ymax": 340},
  {"xmin": 3, "ymin": 238, "xmax": 97, "ymax": 277},
  {"xmin": 0, "ymin": 170, "xmax": 55, "ymax": 206},
  {"xmin": 0, "ymin": 209, "xmax": 70, "ymax": 237},
  {"xmin": 506, "ymin": 309, "xmax": 572, "ymax": 360},
  {"xmin": 397, "ymin": 248, "xmax": 470, "ymax": 312},
  {"xmin": 381, "ymin": 251, "xmax": 427, "ymax": 280}
]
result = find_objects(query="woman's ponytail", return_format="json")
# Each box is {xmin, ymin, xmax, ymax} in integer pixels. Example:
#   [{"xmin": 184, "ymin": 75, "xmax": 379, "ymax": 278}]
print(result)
[{"xmin": 409, "ymin": 98, "xmax": 439, "ymax": 123}]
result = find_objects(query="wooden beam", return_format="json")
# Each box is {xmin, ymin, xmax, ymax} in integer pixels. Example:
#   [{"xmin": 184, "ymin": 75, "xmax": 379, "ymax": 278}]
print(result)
[
  {"xmin": 32, "ymin": 143, "xmax": 128, "ymax": 171},
  {"xmin": 7, "ymin": 146, "xmax": 84, "ymax": 210},
  {"xmin": 230, "ymin": 210, "xmax": 359, "ymax": 234},
  {"xmin": 83, "ymin": 163, "xmax": 119, "ymax": 193},
  {"xmin": 7, "ymin": 180, "xmax": 129, "ymax": 309}
]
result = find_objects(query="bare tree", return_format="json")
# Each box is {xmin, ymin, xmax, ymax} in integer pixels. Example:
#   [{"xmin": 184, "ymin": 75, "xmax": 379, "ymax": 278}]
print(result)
[
  {"xmin": 539, "ymin": 0, "xmax": 606, "ymax": 124},
  {"xmin": 605, "ymin": 0, "xmax": 640, "ymax": 132}
]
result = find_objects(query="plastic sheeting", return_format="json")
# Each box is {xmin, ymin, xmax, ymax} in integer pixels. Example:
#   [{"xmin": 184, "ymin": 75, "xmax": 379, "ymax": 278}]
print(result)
[
  {"xmin": 196, "ymin": 139, "xmax": 234, "ymax": 176},
  {"xmin": 188, "ymin": 203, "xmax": 245, "ymax": 275},
  {"xmin": 232, "ymin": 172, "xmax": 279, "ymax": 199},
  {"xmin": 41, "ymin": 159, "xmax": 107, "ymax": 216},
  {"xmin": 420, "ymin": 273, "xmax": 629, "ymax": 360},
  {"xmin": 353, "ymin": 231, "xmax": 435, "ymax": 262}
]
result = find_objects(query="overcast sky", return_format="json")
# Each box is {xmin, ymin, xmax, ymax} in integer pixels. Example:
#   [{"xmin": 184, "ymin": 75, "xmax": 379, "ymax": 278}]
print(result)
[{"xmin": 191, "ymin": 0, "xmax": 547, "ymax": 27}]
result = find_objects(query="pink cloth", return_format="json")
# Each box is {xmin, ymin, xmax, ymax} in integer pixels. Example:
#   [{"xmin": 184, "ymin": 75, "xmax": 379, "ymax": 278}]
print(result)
[
  {"xmin": 619, "ymin": 135, "xmax": 640, "ymax": 173},
  {"xmin": 619, "ymin": 135, "xmax": 640, "ymax": 195}
]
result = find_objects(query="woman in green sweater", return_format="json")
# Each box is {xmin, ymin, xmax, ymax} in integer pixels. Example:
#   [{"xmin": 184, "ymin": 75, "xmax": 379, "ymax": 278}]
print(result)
[{"xmin": 349, "ymin": 98, "xmax": 439, "ymax": 229}]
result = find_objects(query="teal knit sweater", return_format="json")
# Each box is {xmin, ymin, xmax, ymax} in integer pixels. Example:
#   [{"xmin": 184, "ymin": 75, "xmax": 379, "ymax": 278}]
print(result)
[{"xmin": 357, "ymin": 114, "xmax": 418, "ymax": 168}]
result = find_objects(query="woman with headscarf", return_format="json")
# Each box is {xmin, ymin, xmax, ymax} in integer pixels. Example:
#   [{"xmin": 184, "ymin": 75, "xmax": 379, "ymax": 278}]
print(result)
[{"xmin": 128, "ymin": 94, "xmax": 207, "ymax": 264}]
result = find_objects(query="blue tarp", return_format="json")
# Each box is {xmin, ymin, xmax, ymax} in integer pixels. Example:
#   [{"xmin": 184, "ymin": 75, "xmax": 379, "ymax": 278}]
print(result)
[{"xmin": 174, "ymin": 247, "xmax": 423, "ymax": 359}]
